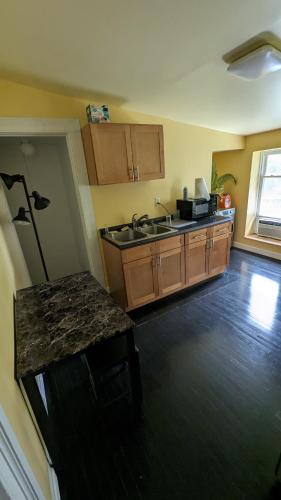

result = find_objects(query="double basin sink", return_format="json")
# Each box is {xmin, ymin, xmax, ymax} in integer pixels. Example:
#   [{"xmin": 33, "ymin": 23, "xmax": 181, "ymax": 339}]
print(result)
[{"xmin": 105, "ymin": 224, "xmax": 177, "ymax": 246}]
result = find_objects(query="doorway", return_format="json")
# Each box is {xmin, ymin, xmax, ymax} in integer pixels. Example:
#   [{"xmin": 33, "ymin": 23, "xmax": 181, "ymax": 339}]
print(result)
[{"xmin": 0, "ymin": 136, "xmax": 90, "ymax": 284}]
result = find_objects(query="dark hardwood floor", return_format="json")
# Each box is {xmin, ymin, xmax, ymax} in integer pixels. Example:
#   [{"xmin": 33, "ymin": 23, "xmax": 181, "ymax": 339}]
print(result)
[{"xmin": 47, "ymin": 249, "xmax": 281, "ymax": 499}]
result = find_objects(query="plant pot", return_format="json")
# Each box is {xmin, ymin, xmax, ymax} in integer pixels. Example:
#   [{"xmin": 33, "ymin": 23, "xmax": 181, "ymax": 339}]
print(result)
[{"xmin": 219, "ymin": 193, "xmax": 231, "ymax": 209}]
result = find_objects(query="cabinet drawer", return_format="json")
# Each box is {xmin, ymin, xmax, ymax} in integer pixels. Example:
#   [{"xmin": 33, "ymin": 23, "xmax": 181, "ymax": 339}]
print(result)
[
  {"xmin": 185, "ymin": 228, "xmax": 207, "ymax": 245},
  {"xmin": 122, "ymin": 243, "xmax": 155, "ymax": 264},
  {"xmin": 209, "ymin": 223, "xmax": 230, "ymax": 237},
  {"xmin": 155, "ymin": 235, "xmax": 183, "ymax": 253}
]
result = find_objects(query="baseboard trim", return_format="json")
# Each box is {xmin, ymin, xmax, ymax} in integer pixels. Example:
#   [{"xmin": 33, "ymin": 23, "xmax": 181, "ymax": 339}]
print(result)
[
  {"xmin": 233, "ymin": 241, "xmax": 281, "ymax": 261},
  {"xmin": 48, "ymin": 466, "xmax": 61, "ymax": 500}
]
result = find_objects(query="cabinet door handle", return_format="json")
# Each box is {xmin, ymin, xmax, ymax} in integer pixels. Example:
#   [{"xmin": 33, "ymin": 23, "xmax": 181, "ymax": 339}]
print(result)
[
  {"xmin": 134, "ymin": 165, "xmax": 140, "ymax": 181},
  {"xmin": 193, "ymin": 235, "xmax": 202, "ymax": 240},
  {"xmin": 129, "ymin": 168, "xmax": 135, "ymax": 181},
  {"xmin": 159, "ymin": 255, "xmax": 162, "ymax": 266}
]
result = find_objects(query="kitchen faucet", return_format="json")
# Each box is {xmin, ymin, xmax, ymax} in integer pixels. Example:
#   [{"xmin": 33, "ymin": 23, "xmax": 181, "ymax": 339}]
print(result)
[{"xmin": 132, "ymin": 213, "xmax": 149, "ymax": 229}]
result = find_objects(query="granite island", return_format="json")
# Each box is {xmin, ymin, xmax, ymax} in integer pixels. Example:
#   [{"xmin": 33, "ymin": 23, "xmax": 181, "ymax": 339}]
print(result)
[{"xmin": 15, "ymin": 271, "xmax": 142, "ymax": 473}]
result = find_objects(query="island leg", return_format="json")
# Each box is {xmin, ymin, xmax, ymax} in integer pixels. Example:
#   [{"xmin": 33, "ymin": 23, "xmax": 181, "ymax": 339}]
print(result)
[
  {"xmin": 126, "ymin": 328, "xmax": 143, "ymax": 419},
  {"xmin": 19, "ymin": 372, "xmax": 62, "ymax": 474}
]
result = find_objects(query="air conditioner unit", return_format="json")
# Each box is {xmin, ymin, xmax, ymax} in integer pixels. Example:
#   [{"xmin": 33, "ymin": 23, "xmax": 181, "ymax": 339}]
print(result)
[{"xmin": 257, "ymin": 219, "xmax": 281, "ymax": 240}]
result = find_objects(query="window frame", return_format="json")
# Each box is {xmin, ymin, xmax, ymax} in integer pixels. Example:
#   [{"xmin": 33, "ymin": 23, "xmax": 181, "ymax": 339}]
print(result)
[{"xmin": 256, "ymin": 149, "xmax": 281, "ymax": 223}]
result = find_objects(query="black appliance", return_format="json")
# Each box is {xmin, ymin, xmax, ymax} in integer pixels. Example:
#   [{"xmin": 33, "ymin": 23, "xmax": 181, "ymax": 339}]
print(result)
[{"xmin": 176, "ymin": 194, "xmax": 217, "ymax": 220}]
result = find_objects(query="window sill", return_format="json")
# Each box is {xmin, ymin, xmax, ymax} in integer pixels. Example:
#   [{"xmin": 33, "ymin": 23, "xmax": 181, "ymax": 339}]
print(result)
[{"xmin": 245, "ymin": 233, "xmax": 281, "ymax": 247}]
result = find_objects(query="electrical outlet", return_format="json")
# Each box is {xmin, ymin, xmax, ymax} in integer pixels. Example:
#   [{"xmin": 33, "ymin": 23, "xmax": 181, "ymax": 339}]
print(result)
[{"xmin": 155, "ymin": 196, "xmax": 161, "ymax": 205}]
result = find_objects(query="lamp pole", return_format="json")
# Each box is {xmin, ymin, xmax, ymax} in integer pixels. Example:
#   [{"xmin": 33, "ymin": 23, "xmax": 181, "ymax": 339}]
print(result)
[{"xmin": 19, "ymin": 175, "xmax": 49, "ymax": 281}]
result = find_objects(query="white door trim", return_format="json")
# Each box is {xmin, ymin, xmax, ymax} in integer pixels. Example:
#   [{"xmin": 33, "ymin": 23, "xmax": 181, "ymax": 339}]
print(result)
[
  {"xmin": 0, "ymin": 405, "xmax": 45, "ymax": 499},
  {"xmin": 48, "ymin": 466, "xmax": 61, "ymax": 500},
  {"xmin": 0, "ymin": 117, "xmax": 104, "ymax": 285}
]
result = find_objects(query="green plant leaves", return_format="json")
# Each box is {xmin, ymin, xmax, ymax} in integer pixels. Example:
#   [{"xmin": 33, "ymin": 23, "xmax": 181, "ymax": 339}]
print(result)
[{"xmin": 211, "ymin": 161, "xmax": 236, "ymax": 192}]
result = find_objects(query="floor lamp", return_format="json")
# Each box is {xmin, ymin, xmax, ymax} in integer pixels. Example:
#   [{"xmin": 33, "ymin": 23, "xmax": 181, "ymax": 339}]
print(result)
[{"xmin": 0, "ymin": 172, "xmax": 51, "ymax": 281}]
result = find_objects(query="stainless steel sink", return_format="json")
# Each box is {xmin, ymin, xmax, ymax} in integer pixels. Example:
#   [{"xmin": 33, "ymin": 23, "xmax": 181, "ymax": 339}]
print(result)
[
  {"xmin": 141, "ymin": 224, "xmax": 177, "ymax": 236},
  {"xmin": 107, "ymin": 229, "xmax": 148, "ymax": 244},
  {"xmin": 104, "ymin": 224, "xmax": 177, "ymax": 246}
]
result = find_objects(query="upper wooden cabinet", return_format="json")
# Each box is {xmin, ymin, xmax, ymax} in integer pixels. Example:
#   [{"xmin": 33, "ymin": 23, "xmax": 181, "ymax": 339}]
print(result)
[
  {"xmin": 82, "ymin": 123, "xmax": 165, "ymax": 185},
  {"xmin": 130, "ymin": 125, "xmax": 165, "ymax": 181}
]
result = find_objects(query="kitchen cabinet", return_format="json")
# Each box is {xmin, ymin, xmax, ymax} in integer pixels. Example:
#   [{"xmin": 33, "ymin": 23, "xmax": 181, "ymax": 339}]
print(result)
[
  {"xmin": 185, "ymin": 226, "xmax": 230, "ymax": 284},
  {"xmin": 123, "ymin": 236, "xmax": 184, "ymax": 308},
  {"xmin": 157, "ymin": 247, "xmax": 185, "ymax": 296},
  {"xmin": 208, "ymin": 233, "xmax": 229, "ymax": 276},
  {"xmin": 82, "ymin": 124, "xmax": 133, "ymax": 184},
  {"xmin": 186, "ymin": 239, "xmax": 208, "ymax": 285},
  {"xmin": 123, "ymin": 256, "xmax": 158, "ymax": 309},
  {"xmin": 102, "ymin": 222, "xmax": 231, "ymax": 311},
  {"xmin": 130, "ymin": 125, "xmax": 165, "ymax": 181},
  {"xmin": 81, "ymin": 123, "xmax": 165, "ymax": 185}
]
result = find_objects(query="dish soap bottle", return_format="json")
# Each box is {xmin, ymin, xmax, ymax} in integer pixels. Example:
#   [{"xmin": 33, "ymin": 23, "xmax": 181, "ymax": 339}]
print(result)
[{"xmin": 183, "ymin": 187, "xmax": 188, "ymax": 200}]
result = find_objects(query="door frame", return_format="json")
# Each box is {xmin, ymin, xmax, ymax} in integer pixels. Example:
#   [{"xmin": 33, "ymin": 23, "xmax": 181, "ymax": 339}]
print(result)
[
  {"xmin": 0, "ymin": 405, "xmax": 46, "ymax": 499},
  {"xmin": 0, "ymin": 117, "xmax": 104, "ymax": 285}
]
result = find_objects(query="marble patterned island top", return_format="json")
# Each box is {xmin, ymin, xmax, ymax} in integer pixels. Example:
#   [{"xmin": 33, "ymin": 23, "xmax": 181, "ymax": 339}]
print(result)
[{"xmin": 15, "ymin": 271, "xmax": 134, "ymax": 379}]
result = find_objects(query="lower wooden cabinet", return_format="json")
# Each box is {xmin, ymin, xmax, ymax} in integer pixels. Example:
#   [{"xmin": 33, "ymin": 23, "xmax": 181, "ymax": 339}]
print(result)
[
  {"xmin": 123, "ymin": 246, "xmax": 185, "ymax": 308},
  {"xmin": 208, "ymin": 233, "xmax": 229, "ymax": 276},
  {"xmin": 103, "ymin": 222, "xmax": 231, "ymax": 311},
  {"xmin": 123, "ymin": 256, "xmax": 158, "ymax": 309},
  {"xmin": 158, "ymin": 247, "xmax": 185, "ymax": 297},
  {"xmin": 186, "ymin": 239, "xmax": 208, "ymax": 285}
]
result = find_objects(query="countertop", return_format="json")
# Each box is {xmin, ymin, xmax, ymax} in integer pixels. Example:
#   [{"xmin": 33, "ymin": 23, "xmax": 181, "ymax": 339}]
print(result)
[
  {"xmin": 100, "ymin": 215, "xmax": 232, "ymax": 249},
  {"xmin": 15, "ymin": 271, "xmax": 134, "ymax": 379}
]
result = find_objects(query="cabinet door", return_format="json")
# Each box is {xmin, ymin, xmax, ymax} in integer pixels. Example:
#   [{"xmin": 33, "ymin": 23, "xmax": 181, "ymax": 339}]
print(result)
[
  {"xmin": 91, "ymin": 124, "xmax": 134, "ymax": 184},
  {"xmin": 208, "ymin": 233, "xmax": 229, "ymax": 276},
  {"xmin": 186, "ymin": 240, "xmax": 208, "ymax": 285},
  {"xmin": 157, "ymin": 247, "xmax": 185, "ymax": 297},
  {"xmin": 123, "ymin": 256, "xmax": 158, "ymax": 309},
  {"xmin": 130, "ymin": 125, "xmax": 165, "ymax": 181}
]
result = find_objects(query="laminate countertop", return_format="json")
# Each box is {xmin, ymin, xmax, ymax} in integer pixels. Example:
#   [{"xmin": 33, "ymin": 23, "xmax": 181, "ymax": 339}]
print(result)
[
  {"xmin": 101, "ymin": 215, "xmax": 232, "ymax": 249},
  {"xmin": 15, "ymin": 271, "xmax": 134, "ymax": 379}
]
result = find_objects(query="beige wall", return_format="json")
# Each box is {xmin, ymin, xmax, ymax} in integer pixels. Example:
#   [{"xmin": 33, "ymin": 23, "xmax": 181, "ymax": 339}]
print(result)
[
  {"xmin": 0, "ymin": 77, "xmax": 244, "ymax": 229},
  {"xmin": 214, "ymin": 128, "xmax": 281, "ymax": 256},
  {"xmin": 0, "ymin": 75, "xmax": 244, "ymax": 492},
  {"xmin": 0, "ymin": 186, "xmax": 51, "ymax": 499}
]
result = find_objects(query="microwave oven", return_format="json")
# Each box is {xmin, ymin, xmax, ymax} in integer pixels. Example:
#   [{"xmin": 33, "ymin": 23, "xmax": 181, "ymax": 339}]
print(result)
[{"xmin": 176, "ymin": 194, "xmax": 217, "ymax": 220}]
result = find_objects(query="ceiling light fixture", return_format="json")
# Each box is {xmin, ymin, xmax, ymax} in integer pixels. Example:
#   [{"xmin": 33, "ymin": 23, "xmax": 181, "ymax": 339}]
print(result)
[
  {"xmin": 227, "ymin": 44, "xmax": 281, "ymax": 80},
  {"xmin": 20, "ymin": 141, "xmax": 35, "ymax": 157}
]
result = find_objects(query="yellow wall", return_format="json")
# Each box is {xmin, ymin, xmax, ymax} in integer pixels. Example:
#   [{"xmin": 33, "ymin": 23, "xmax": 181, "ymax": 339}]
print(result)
[
  {"xmin": 0, "ymin": 77, "xmax": 244, "ymax": 229},
  {"xmin": 0, "ymin": 224, "xmax": 51, "ymax": 498},
  {"xmin": 0, "ymin": 75, "xmax": 244, "ymax": 494},
  {"xmin": 214, "ymin": 128, "xmax": 281, "ymax": 256}
]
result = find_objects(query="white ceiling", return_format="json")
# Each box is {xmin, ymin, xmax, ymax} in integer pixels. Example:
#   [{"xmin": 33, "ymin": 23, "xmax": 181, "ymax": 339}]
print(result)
[{"xmin": 2, "ymin": 0, "xmax": 281, "ymax": 135}]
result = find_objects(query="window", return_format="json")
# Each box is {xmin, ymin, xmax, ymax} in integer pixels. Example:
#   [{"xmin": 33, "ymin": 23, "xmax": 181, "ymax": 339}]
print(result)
[{"xmin": 257, "ymin": 150, "xmax": 281, "ymax": 220}]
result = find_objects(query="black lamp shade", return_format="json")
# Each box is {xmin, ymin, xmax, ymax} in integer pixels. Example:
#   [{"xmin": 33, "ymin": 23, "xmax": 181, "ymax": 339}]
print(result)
[
  {"xmin": 0, "ymin": 172, "xmax": 22, "ymax": 190},
  {"xmin": 32, "ymin": 191, "xmax": 50, "ymax": 210},
  {"xmin": 12, "ymin": 207, "xmax": 31, "ymax": 225}
]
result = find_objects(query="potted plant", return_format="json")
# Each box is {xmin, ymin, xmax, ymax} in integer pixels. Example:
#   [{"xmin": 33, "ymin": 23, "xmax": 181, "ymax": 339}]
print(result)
[{"xmin": 211, "ymin": 161, "xmax": 237, "ymax": 209}]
